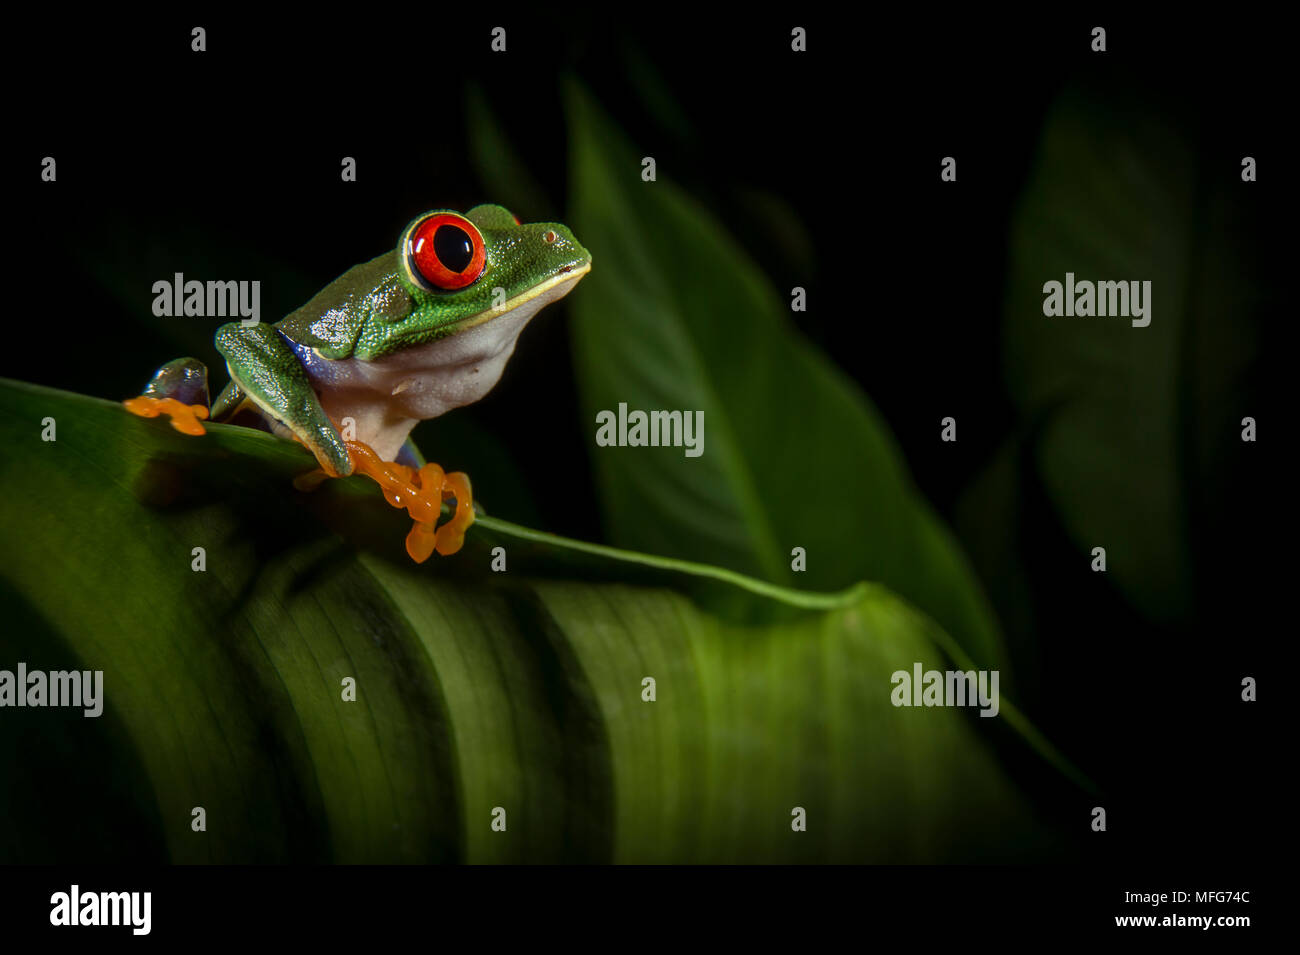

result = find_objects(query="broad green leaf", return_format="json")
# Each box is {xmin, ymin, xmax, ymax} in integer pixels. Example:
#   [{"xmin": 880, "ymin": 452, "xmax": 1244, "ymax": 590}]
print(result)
[
  {"xmin": 1001, "ymin": 78, "xmax": 1268, "ymax": 622},
  {"xmin": 559, "ymin": 80, "xmax": 1007, "ymax": 672},
  {"xmin": 0, "ymin": 379, "xmax": 1077, "ymax": 863}
]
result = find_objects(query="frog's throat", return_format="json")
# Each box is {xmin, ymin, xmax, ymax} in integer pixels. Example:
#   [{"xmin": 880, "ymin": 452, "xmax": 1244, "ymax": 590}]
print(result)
[{"xmin": 450, "ymin": 260, "xmax": 591, "ymax": 335}]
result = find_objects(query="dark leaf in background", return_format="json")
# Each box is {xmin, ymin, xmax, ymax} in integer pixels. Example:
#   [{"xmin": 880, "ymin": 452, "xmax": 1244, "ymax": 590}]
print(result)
[
  {"xmin": 996, "ymin": 77, "xmax": 1272, "ymax": 625},
  {"xmin": 554, "ymin": 80, "xmax": 1008, "ymax": 676}
]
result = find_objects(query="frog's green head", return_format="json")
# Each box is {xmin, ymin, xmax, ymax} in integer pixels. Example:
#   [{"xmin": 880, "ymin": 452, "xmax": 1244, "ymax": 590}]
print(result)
[{"xmin": 346, "ymin": 203, "xmax": 588, "ymax": 358}]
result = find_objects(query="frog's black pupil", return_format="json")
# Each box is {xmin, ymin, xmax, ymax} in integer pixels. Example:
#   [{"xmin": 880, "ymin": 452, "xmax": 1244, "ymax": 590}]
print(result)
[{"xmin": 434, "ymin": 224, "xmax": 474, "ymax": 274}]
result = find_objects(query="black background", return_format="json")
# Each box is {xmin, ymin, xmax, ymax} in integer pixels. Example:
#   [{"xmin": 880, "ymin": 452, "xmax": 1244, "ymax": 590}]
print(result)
[{"xmin": 4, "ymin": 6, "xmax": 1286, "ymax": 910}]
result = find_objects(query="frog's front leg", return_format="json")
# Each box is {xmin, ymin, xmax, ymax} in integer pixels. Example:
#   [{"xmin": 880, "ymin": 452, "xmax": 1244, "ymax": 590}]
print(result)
[
  {"xmin": 217, "ymin": 324, "xmax": 475, "ymax": 559},
  {"xmin": 213, "ymin": 323, "xmax": 354, "ymax": 478},
  {"xmin": 127, "ymin": 327, "xmax": 474, "ymax": 560}
]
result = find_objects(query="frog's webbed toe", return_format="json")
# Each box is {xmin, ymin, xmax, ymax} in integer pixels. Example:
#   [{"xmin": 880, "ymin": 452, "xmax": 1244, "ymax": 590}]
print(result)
[
  {"xmin": 124, "ymin": 358, "xmax": 211, "ymax": 435},
  {"xmin": 298, "ymin": 439, "xmax": 475, "ymax": 562}
]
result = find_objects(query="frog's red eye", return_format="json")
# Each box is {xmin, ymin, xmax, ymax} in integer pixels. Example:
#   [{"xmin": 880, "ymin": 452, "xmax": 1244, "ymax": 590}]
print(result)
[{"xmin": 405, "ymin": 213, "xmax": 486, "ymax": 290}]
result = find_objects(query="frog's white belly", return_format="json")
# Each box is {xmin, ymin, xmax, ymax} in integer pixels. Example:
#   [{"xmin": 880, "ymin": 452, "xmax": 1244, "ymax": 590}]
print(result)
[{"xmin": 299, "ymin": 288, "xmax": 564, "ymax": 462}]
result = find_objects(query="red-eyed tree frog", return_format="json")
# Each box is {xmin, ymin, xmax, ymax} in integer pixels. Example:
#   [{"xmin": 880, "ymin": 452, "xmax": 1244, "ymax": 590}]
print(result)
[{"xmin": 125, "ymin": 205, "xmax": 592, "ymax": 561}]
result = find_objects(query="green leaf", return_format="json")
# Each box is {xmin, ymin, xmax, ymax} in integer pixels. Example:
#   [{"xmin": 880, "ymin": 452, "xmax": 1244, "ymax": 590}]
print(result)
[
  {"xmin": 1001, "ymin": 78, "xmax": 1267, "ymax": 622},
  {"xmin": 0, "ymin": 379, "xmax": 1078, "ymax": 862},
  {"xmin": 559, "ymin": 80, "xmax": 1008, "ymax": 672}
]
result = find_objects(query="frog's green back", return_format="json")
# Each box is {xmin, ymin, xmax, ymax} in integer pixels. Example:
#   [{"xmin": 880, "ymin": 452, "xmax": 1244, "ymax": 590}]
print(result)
[{"xmin": 275, "ymin": 252, "xmax": 409, "ymax": 359}]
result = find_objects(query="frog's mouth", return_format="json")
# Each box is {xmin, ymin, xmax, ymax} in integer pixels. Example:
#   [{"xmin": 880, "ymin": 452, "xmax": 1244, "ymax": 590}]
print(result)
[
  {"xmin": 372, "ymin": 259, "xmax": 591, "ymax": 358},
  {"xmin": 450, "ymin": 259, "xmax": 592, "ymax": 334}
]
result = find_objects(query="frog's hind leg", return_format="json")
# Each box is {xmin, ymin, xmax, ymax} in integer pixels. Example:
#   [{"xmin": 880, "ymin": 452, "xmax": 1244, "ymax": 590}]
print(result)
[
  {"xmin": 395, "ymin": 437, "xmax": 426, "ymax": 469},
  {"xmin": 392, "ymin": 438, "xmax": 484, "ymax": 518},
  {"xmin": 123, "ymin": 358, "xmax": 212, "ymax": 435}
]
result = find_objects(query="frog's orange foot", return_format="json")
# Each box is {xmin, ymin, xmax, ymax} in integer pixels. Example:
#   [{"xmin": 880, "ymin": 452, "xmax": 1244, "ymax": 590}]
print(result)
[
  {"xmin": 307, "ymin": 440, "xmax": 475, "ymax": 561},
  {"xmin": 123, "ymin": 395, "xmax": 210, "ymax": 436}
]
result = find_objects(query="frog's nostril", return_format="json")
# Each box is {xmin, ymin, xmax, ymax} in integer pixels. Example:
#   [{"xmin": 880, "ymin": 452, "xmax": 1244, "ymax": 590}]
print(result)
[
  {"xmin": 559, "ymin": 265, "xmax": 572, "ymax": 273},
  {"xmin": 543, "ymin": 230, "xmax": 558, "ymax": 243}
]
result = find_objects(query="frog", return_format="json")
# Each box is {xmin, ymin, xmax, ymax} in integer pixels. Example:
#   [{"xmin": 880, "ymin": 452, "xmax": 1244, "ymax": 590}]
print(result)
[{"xmin": 124, "ymin": 204, "xmax": 591, "ymax": 561}]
